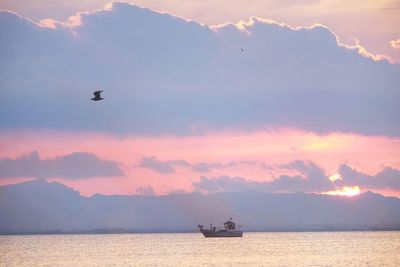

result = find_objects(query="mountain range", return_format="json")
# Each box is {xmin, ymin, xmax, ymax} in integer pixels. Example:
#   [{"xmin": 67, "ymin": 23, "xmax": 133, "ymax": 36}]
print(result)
[{"xmin": 1, "ymin": 179, "xmax": 399, "ymax": 234}]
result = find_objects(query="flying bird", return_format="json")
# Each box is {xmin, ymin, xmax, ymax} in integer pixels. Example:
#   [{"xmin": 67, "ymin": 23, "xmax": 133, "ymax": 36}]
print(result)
[
  {"xmin": 240, "ymin": 48, "xmax": 244, "ymax": 52},
  {"xmin": 91, "ymin": 90, "xmax": 104, "ymax": 101}
]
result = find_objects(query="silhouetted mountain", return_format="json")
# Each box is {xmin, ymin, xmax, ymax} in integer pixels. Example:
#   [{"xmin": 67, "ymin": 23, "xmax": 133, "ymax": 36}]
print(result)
[{"xmin": 1, "ymin": 179, "xmax": 399, "ymax": 234}]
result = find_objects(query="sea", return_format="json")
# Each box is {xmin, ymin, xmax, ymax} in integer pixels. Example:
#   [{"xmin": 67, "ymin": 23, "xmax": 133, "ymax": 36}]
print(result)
[{"xmin": 1, "ymin": 232, "xmax": 399, "ymax": 266}]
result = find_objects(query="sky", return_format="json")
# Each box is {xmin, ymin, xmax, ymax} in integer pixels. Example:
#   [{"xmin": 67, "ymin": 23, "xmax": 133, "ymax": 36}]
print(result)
[
  {"xmin": 0, "ymin": 1, "xmax": 399, "ymax": 197},
  {"xmin": 1, "ymin": 0, "xmax": 400, "ymax": 63}
]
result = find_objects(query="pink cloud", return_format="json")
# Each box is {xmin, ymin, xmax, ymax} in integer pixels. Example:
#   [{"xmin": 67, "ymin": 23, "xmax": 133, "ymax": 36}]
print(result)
[
  {"xmin": 39, "ymin": 18, "xmax": 57, "ymax": 28},
  {"xmin": 391, "ymin": 38, "xmax": 400, "ymax": 50},
  {"xmin": 1, "ymin": 129, "xmax": 399, "ymax": 196}
]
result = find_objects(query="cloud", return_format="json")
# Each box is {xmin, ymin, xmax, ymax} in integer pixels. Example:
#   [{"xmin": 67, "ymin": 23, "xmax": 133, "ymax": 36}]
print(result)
[
  {"xmin": 193, "ymin": 159, "xmax": 335, "ymax": 193},
  {"xmin": 338, "ymin": 164, "xmax": 400, "ymax": 190},
  {"xmin": 280, "ymin": 160, "xmax": 323, "ymax": 176},
  {"xmin": 277, "ymin": 160, "xmax": 332, "ymax": 191},
  {"xmin": 186, "ymin": 161, "xmax": 225, "ymax": 173},
  {"xmin": 192, "ymin": 173, "xmax": 334, "ymax": 194},
  {"xmin": 0, "ymin": 151, "xmax": 123, "ymax": 179},
  {"xmin": 139, "ymin": 156, "xmax": 176, "ymax": 174},
  {"xmin": 192, "ymin": 162, "xmax": 214, "ymax": 173},
  {"xmin": 138, "ymin": 157, "xmax": 221, "ymax": 173},
  {"xmin": 138, "ymin": 157, "xmax": 400, "ymax": 193},
  {"xmin": 138, "ymin": 156, "xmax": 268, "ymax": 173},
  {"xmin": 0, "ymin": 2, "xmax": 399, "ymax": 136},
  {"xmin": 135, "ymin": 185, "xmax": 156, "ymax": 196},
  {"xmin": 192, "ymin": 160, "xmax": 400, "ymax": 193},
  {"xmin": 391, "ymin": 38, "xmax": 400, "ymax": 50},
  {"xmin": 193, "ymin": 176, "xmax": 250, "ymax": 193}
]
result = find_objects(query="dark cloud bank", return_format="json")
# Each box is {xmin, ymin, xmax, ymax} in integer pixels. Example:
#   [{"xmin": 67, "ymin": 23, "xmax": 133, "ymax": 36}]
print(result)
[
  {"xmin": 0, "ymin": 151, "xmax": 123, "ymax": 178},
  {"xmin": 190, "ymin": 160, "xmax": 400, "ymax": 193},
  {"xmin": 0, "ymin": 2, "xmax": 399, "ymax": 136},
  {"xmin": 138, "ymin": 156, "xmax": 400, "ymax": 193}
]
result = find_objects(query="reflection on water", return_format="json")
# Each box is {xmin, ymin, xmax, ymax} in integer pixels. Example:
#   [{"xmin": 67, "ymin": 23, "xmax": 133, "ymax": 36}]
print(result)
[{"xmin": 1, "ymin": 232, "xmax": 400, "ymax": 266}]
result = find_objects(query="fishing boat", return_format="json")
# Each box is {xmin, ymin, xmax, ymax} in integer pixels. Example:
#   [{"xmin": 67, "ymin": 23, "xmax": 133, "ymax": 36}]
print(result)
[{"xmin": 198, "ymin": 217, "xmax": 243, "ymax": 237}]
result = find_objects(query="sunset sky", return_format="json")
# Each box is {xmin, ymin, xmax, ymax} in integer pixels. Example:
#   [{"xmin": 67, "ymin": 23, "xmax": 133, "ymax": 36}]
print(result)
[{"xmin": 0, "ymin": 1, "xmax": 399, "ymax": 197}]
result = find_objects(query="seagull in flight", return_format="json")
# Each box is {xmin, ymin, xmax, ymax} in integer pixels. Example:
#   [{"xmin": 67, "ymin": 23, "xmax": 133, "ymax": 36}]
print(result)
[{"xmin": 91, "ymin": 90, "xmax": 104, "ymax": 101}]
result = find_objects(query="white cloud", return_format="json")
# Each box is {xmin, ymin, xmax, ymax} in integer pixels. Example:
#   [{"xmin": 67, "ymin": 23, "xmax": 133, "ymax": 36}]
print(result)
[
  {"xmin": 391, "ymin": 38, "xmax": 400, "ymax": 50},
  {"xmin": 0, "ymin": 2, "xmax": 399, "ymax": 136}
]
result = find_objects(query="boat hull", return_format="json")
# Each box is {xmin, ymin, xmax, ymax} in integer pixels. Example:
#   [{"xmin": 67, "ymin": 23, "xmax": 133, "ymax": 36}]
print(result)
[{"xmin": 200, "ymin": 230, "xmax": 243, "ymax": 238}]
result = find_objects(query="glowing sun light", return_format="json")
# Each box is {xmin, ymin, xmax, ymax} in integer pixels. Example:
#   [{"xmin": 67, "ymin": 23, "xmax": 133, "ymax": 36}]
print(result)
[
  {"xmin": 329, "ymin": 174, "xmax": 342, "ymax": 182},
  {"xmin": 324, "ymin": 186, "xmax": 360, "ymax": 197}
]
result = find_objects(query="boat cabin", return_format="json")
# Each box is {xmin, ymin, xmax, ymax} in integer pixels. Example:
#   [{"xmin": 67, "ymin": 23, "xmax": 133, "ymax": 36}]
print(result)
[{"xmin": 223, "ymin": 218, "xmax": 236, "ymax": 230}]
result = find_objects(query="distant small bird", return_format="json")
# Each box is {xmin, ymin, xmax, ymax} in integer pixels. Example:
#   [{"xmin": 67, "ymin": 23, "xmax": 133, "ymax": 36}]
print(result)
[
  {"xmin": 91, "ymin": 90, "xmax": 104, "ymax": 101},
  {"xmin": 240, "ymin": 48, "xmax": 244, "ymax": 52}
]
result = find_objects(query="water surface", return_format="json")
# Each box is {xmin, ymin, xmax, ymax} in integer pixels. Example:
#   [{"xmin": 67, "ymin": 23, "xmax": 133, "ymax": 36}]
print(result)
[{"xmin": 1, "ymin": 232, "xmax": 399, "ymax": 266}]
